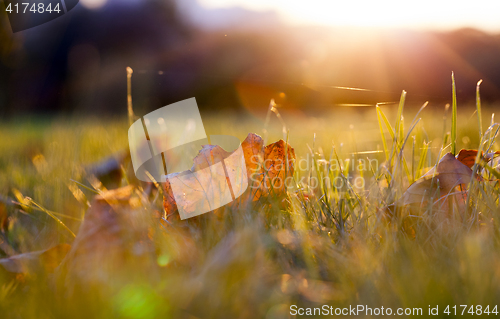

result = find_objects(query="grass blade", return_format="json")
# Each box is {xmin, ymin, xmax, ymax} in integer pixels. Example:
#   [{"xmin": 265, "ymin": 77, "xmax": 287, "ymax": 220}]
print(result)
[
  {"xmin": 377, "ymin": 105, "xmax": 395, "ymax": 140},
  {"xmin": 127, "ymin": 67, "xmax": 135, "ymax": 126},
  {"xmin": 29, "ymin": 199, "xmax": 76, "ymax": 237},
  {"xmin": 477, "ymin": 79, "xmax": 483, "ymax": 140},
  {"xmin": 394, "ymin": 90, "xmax": 407, "ymax": 145},
  {"xmin": 416, "ymin": 141, "xmax": 429, "ymax": 179},
  {"xmin": 376, "ymin": 105, "xmax": 390, "ymax": 161},
  {"xmin": 70, "ymin": 179, "xmax": 100, "ymax": 194},
  {"xmin": 451, "ymin": 72, "xmax": 457, "ymax": 155}
]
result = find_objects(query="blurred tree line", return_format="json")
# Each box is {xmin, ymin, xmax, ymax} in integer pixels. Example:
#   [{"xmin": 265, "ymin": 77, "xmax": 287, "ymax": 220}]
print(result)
[{"xmin": 1, "ymin": 0, "xmax": 500, "ymax": 117}]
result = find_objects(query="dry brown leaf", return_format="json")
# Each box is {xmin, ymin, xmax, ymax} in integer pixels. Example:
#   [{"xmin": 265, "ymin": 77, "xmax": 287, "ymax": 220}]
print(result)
[
  {"xmin": 236, "ymin": 134, "xmax": 295, "ymax": 202},
  {"xmin": 191, "ymin": 145, "xmax": 232, "ymax": 171},
  {"xmin": 240, "ymin": 133, "xmax": 265, "ymax": 201},
  {"xmin": 400, "ymin": 152, "xmax": 472, "ymax": 209},
  {"xmin": 163, "ymin": 175, "xmax": 179, "ymax": 218},
  {"xmin": 162, "ymin": 133, "xmax": 296, "ymax": 218},
  {"xmin": 162, "ymin": 144, "xmax": 238, "ymax": 219},
  {"xmin": 241, "ymin": 133, "xmax": 265, "ymax": 195},
  {"xmin": 457, "ymin": 149, "xmax": 479, "ymax": 169},
  {"xmin": 457, "ymin": 149, "xmax": 500, "ymax": 169},
  {"xmin": 0, "ymin": 244, "xmax": 71, "ymax": 277},
  {"xmin": 262, "ymin": 139, "xmax": 296, "ymax": 195}
]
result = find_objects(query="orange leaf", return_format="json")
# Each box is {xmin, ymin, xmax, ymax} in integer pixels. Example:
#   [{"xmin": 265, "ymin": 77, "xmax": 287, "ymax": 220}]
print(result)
[
  {"xmin": 456, "ymin": 149, "xmax": 500, "ymax": 168},
  {"xmin": 162, "ymin": 133, "xmax": 296, "ymax": 218},
  {"xmin": 456, "ymin": 149, "xmax": 479, "ymax": 169}
]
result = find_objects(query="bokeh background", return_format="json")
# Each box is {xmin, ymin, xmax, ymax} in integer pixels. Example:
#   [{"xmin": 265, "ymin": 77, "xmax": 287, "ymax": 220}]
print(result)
[
  {"xmin": 1, "ymin": 0, "xmax": 500, "ymax": 118},
  {"xmin": 2, "ymin": 3, "xmax": 500, "ymax": 318}
]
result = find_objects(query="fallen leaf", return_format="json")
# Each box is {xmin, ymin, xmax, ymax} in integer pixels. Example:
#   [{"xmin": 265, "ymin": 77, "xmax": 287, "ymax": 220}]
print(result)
[
  {"xmin": 241, "ymin": 133, "xmax": 265, "ymax": 201},
  {"xmin": 162, "ymin": 133, "xmax": 296, "ymax": 219},
  {"xmin": 191, "ymin": 145, "xmax": 232, "ymax": 171},
  {"xmin": 457, "ymin": 149, "xmax": 500, "ymax": 169},
  {"xmin": 163, "ymin": 143, "xmax": 243, "ymax": 220},
  {"xmin": 457, "ymin": 149, "xmax": 479, "ymax": 169},
  {"xmin": 400, "ymin": 152, "xmax": 472, "ymax": 209},
  {"xmin": 234, "ymin": 134, "xmax": 295, "ymax": 202},
  {"xmin": 262, "ymin": 139, "xmax": 296, "ymax": 195},
  {"xmin": 163, "ymin": 173, "xmax": 180, "ymax": 219}
]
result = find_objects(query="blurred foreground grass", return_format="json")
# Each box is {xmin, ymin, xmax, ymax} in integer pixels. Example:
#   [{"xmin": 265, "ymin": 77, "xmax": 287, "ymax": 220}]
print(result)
[{"xmin": 1, "ymin": 103, "xmax": 500, "ymax": 318}]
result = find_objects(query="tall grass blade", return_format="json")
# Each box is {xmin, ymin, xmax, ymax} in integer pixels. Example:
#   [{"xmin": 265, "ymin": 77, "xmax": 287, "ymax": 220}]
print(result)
[
  {"xmin": 416, "ymin": 141, "xmax": 429, "ymax": 179},
  {"xmin": 412, "ymin": 136, "xmax": 416, "ymax": 182},
  {"xmin": 442, "ymin": 103, "xmax": 450, "ymax": 151},
  {"xmin": 394, "ymin": 91, "xmax": 406, "ymax": 145},
  {"xmin": 29, "ymin": 199, "xmax": 76, "ymax": 237},
  {"xmin": 451, "ymin": 72, "xmax": 457, "ymax": 155},
  {"xmin": 376, "ymin": 105, "xmax": 390, "ymax": 161},
  {"xmin": 70, "ymin": 179, "xmax": 100, "ymax": 194},
  {"xmin": 476, "ymin": 79, "xmax": 483, "ymax": 140},
  {"xmin": 378, "ymin": 106, "xmax": 395, "ymax": 140},
  {"xmin": 127, "ymin": 67, "xmax": 135, "ymax": 126},
  {"xmin": 489, "ymin": 113, "xmax": 495, "ymax": 143}
]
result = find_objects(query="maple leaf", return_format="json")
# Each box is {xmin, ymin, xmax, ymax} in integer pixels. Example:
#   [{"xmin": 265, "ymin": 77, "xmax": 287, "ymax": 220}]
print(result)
[{"xmin": 162, "ymin": 133, "xmax": 296, "ymax": 219}]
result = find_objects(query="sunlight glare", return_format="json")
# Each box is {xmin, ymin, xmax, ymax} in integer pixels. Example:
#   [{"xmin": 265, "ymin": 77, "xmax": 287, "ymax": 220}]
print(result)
[
  {"xmin": 198, "ymin": 0, "xmax": 500, "ymax": 31},
  {"xmin": 80, "ymin": 0, "xmax": 107, "ymax": 10}
]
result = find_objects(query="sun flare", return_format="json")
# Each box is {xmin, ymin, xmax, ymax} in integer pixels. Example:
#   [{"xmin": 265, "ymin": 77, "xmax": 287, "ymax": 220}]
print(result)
[{"xmin": 199, "ymin": 0, "xmax": 500, "ymax": 31}]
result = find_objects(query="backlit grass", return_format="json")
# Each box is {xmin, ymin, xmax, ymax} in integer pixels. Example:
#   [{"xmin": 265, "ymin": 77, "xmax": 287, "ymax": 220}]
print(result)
[{"xmin": 1, "ymin": 94, "xmax": 500, "ymax": 318}]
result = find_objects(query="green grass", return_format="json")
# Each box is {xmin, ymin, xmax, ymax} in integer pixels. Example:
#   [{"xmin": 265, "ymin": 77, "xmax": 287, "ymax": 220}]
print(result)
[
  {"xmin": 1, "ymin": 96, "xmax": 500, "ymax": 318},
  {"xmin": 452, "ymin": 72, "xmax": 458, "ymax": 155}
]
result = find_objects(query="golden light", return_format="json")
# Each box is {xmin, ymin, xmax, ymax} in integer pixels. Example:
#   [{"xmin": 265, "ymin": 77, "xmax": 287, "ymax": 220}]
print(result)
[
  {"xmin": 80, "ymin": 0, "xmax": 107, "ymax": 10},
  {"xmin": 198, "ymin": 0, "xmax": 500, "ymax": 31}
]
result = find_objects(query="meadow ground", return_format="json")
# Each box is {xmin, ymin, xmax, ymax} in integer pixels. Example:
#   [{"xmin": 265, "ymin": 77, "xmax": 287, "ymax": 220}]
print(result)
[{"xmin": 1, "ymin": 100, "xmax": 500, "ymax": 318}]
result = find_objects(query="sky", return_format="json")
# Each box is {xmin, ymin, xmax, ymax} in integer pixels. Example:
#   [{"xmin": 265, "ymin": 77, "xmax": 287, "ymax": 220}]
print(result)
[{"xmin": 197, "ymin": 0, "xmax": 500, "ymax": 32}]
